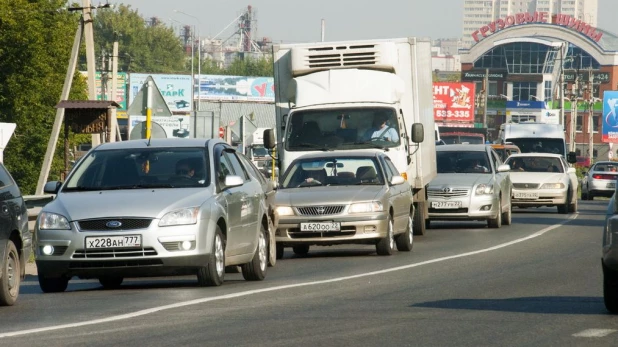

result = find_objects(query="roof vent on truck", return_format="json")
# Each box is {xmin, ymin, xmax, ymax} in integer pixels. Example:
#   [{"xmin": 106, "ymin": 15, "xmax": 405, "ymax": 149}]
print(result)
[{"xmin": 290, "ymin": 42, "xmax": 397, "ymax": 77}]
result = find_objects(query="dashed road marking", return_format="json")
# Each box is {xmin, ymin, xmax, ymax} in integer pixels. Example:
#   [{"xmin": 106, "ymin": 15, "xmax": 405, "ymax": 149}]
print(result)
[{"xmin": 572, "ymin": 329, "xmax": 617, "ymax": 338}]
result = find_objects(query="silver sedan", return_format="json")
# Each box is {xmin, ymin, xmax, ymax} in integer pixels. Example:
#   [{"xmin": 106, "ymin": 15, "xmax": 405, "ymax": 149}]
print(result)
[
  {"xmin": 428, "ymin": 144, "xmax": 513, "ymax": 228},
  {"xmin": 581, "ymin": 161, "xmax": 618, "ymax": 200},
  {"xmin": 274, "ymin": 151, "xmax": 414, "ymax": 257},
  {"xmin": 35, "ymin": 138, "xmax": 272, "ymax": 292}
]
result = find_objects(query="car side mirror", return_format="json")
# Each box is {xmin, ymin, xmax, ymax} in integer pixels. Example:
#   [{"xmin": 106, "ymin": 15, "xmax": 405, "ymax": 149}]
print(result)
[
  {"xmin": 582, "ymin": 171, "xmax": 587, "ymax": 176},
  {"xmin": 43, "ymin": 181, "xmax": 62, "ymax": 194},
  {"xmin": 497, "ymin": 164, "xmax": 510, "ymax": 172},
  {"xmin": 281, "ymin": 114, "xmax": 288, "ymax": 131},
  {"xmin": 390, "ymin": 175, "xmax": 406, "ymax": 185},
  {"xmin": 224, "ymin": 175, "xmax": 244, "ymax": 189},
  {"xmin": 411, "ymin": 123, "xmax": 424, "ymax": 143},
  {"xmin": 567, "ymin": 167, "xmax": 576, "ymax": 174},
  {"xmin": 566, "ymin": 152, "xmax": 577, "ymax": 164},
  {"xmin": 264, "ymin": 129, "xmax": 276, "ymax": 149}
]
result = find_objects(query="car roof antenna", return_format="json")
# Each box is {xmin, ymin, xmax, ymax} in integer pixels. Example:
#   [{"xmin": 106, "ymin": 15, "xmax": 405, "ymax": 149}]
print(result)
[{"xmin": 147, "ymin": 134, "xmax": 152, "ymax": 147}]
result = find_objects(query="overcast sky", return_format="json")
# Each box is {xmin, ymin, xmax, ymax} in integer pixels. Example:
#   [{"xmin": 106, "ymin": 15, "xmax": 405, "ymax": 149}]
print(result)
[{"xmin": 117, "ymin": 0, "xmax": 618, "ymax": 43}]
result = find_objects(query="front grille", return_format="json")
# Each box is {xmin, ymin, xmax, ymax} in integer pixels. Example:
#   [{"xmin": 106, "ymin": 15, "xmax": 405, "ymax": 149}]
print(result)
[
  {"xmin": 78, "ymin": 218, "xmax": 153, "ymax": 231},
  {"xmin": 288, "ymin": 226, "xmax": 356, "ymax": 238},
  {"xmin": 68, "ymin": 259, "xmax": 163, "ymax": 269},
  {"xmin": 72, "ymin": 247, "xmax": 158, "ymax": 258},
  {"xmin": 513, "ymin": 183, "xmax": 539, "ymax": 189},
  {"xmin": 297, "ymin": 205, "xmax": 345, "ymax": 216},
  {"xmin": 429, "ymin": 208, "xmax": 469, "ymax": 213},
  {"xmin": 428, "ymin": 189, "xmax": 469, "ymax": 198}
]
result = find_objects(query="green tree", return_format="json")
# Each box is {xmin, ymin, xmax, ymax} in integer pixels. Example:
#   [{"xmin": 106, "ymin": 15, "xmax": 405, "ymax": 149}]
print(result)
[
  {"xmin": 0, "ymin": 0, "xmax": 88, "ymax": 194},
  {"xmin": 93, "ymin": 4, "xmax": 186, "ymax": 73}
]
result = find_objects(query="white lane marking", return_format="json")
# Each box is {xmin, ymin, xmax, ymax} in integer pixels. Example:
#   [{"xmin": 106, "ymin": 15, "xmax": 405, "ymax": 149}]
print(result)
[
  {"xmin": 1, "ymin": 214, "xmax": 578, "ymax": 338},
  {"xmin": 572, "ymin": 329, "xmax": 617, "ymax": 338}
]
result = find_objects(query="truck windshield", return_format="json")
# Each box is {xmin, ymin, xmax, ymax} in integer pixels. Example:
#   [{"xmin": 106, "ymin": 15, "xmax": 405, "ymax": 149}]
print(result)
[
  {"xmin": 252, "ymin": 147, "xmax": 268, "ymax": 158},
  {"xmin": 505, "ymin": 138, "xmax": 565, "ymax": 155},
  {"xmin": 285, "ymin": 107, "xmax": 400, "ymax": 151}
]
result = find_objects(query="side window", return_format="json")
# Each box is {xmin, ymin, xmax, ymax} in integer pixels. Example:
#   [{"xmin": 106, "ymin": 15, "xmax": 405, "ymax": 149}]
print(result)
[
  {"xmin": 217, "ymin": 153, "xmax": 234, "ymax": 185},
  {"xmin": 225, "ymin": 152, "xmax": 250, "ymax": 181},
  {"xmin": 239, "ymin": 153, "xmax": 267, "ymax": 185},
  {"xmin": 490, "ymin": 150, "xmax": 502, "ymax": 170},
  {"xmin": 0, "ymin": 165, "xmax": 14, "ymax": 189},
  {"xmin": 383, "ymin": 157, "xmax": 400, "ymax": 181}
]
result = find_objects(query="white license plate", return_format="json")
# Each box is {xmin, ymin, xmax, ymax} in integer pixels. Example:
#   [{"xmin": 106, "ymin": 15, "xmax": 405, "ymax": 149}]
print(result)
[
  {"xmin": 300, "ymin": 222, "xmax": 340, "ymax": 232},
  {"xmin": 607, "ymin": 182, "xmax": 616, "ymax": 188},
  {"xmin": 85, "ymin": 235, "xmax": 142, "ymax": 249},
  {"xmin": 514, "ymin": 192, "xmax": 539, "ymax": 199},
  {"xmin": 431, "ymin": 201, "xmax": 462, "ymax": 209}
]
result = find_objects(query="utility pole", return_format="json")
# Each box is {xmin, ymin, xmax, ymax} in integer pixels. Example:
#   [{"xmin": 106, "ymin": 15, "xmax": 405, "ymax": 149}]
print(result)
[
  {"xmin": 111, "ymin": 40, "xmax": 119, "ymax": 142},
  {"xmin": 587, "ymin": 68, "xmax": 594, "ymax": 164},
  {"xmin": 482, "ymin": 68, "xmax": 489, "ymax": 129},
  {"xmin": 559, "ymin": 43, "xmax": 565, "ymax": 127},
  {"xmin": 570, "ymin": 75, "xmax": 578, "ymax": 154}
]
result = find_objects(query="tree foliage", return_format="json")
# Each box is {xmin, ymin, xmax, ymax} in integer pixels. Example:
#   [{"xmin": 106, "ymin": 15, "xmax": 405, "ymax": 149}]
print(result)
[{"xmin": 0, "ymin": 0, "xmax": 88, "ymax": 194}]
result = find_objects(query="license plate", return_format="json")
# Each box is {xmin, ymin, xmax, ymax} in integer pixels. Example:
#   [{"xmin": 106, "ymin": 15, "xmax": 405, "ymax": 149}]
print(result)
[
  {"xmin": 85, "ymin": 235, "xmax": 142, "ymax": 249},
  {"xmin": 514, "ymin": 192, "xmax": 539, "ymax": 199},
  {"xmin": 431, "ymin": 201, "xmax": 462, "ymax": 209},
  {"xmin": 608, "ymin": 182, "xmax": 616, "ymax": 188},
  {"xmin": 300, "ymin": 222, "xmax": 340, "ymax": 232}
]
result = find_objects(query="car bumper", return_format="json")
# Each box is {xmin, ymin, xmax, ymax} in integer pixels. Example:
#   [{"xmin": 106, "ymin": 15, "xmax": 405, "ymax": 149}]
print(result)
[
  {"xmin": 511, "ymin": 188, "xmax": 568, "ymax": 206},
  {"xmin": 588, "ymin": 180, "xmax": 616, "ymax": 196},
  {"xmin": 275, "ymin": 213, "xmax": 389, "ymax": 246},
  {"xmin": 34, "ymin": 220, "xmax": 217, "ymax": 279},
  {"xmin": 427, "ymin": 195, "xmax": 498, "ymax": 221}
]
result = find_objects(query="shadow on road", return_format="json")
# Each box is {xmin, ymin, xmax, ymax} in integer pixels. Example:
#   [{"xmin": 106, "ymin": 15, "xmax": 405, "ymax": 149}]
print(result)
[{"xmin": 411, "ymin": 296, "xmax": 610, "ymax": 315}]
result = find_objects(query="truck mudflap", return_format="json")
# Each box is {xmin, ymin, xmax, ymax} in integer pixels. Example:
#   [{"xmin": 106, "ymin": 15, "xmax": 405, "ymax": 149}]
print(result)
[{"xmin": 412, "ymin": 187, "xmax": 428, "ymax": 236}]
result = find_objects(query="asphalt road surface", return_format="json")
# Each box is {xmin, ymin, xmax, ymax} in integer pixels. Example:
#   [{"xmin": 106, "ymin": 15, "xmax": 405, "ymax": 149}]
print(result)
[{"xmin": 1, "ymin": 199, "xmax": 616, "ymax": 346}]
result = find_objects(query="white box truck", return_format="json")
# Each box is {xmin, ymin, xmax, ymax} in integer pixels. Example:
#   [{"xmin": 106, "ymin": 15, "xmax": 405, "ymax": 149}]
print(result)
[
  {"xmin": 498, "ymin": 122, "xmax": 576, "ymax": 161},
  {"xmin": 265, "ymin": 37, "xmax": 437, "ymax": 235}
]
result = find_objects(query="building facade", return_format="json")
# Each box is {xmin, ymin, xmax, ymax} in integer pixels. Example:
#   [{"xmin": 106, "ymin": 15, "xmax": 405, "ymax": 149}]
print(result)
[{"xmin": 462, "ymin": 0, "xmax": 599, "ymax": 48}]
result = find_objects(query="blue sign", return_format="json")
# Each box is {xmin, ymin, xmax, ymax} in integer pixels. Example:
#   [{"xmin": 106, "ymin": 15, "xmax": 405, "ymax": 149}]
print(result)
[
  {"xmin": 506, "ymin": 101, "xmax": 547, "ymax": 109},
  {"xmin": 602, "ymin": 91, "xmax": 618, "ymax": 143}
]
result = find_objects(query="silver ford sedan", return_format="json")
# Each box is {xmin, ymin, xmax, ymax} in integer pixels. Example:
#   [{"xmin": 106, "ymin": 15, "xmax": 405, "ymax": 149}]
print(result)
[
  {"xmin": 274, "ymin": 151, "xmax": 414, "ymax": 257},
  {"xmin": 428, "ymin": 144, "xmax": 513, "ymax": 228},
  {"xmin": 34, "ymin": 139, "xmax": 272, "ymax": 292}
]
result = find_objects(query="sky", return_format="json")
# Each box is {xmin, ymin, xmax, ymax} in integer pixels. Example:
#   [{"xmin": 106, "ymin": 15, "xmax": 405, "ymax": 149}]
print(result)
[{"xmin": 117, "ymin": 0, "xmax": 618, "ymax": 43}]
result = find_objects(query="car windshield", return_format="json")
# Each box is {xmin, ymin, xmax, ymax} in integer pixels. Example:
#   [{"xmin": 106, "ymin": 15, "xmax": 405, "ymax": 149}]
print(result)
[
  {"xmin": 63, "ymin": 147, "xmax": 209, "ymax": 191},
  {"xmin": 436, "ymin": 151, "xmax": 492, "ymax": 174},
  {"xmin": 592, "ymin": 163, "xmax": 618, "ymax": 172},
  {"xmin": 285, "ymin": 107, "xmax": 400, "ymax": 151},
  {"xmin": 505, "ymin": 156, "xmax": 563, "ymax": 173},
  {"xmin": 281, "ymin": 157, "xmax": 384, "ymax": 188}
]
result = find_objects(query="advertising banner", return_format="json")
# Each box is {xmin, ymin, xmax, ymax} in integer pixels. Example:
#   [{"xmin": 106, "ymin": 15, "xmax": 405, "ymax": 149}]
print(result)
[
  {"xmin": 196, "ymin": 75, "xmax": 274, "ymax": 102},
  {"xmin": 128, "ymin": 115, "xmax": 191, "ymax": 139},
  {"xmin": 602, "ymin": 91, "xmax": 618, "ymax": 143},
  {"xmin": 433, "ymin": 82, "xmax": 475, "ymax": 123},
  {"xmin": 129, "ymin": 74, "xmax": 192, "ymax": 112},
  {"xmin": 80, "ymin": 71, "xmax": 128, "ymax": 110}
]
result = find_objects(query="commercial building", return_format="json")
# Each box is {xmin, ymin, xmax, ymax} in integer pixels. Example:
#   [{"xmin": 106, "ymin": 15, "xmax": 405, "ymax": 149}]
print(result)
[
  {"xmin": 462, "ymin": 0, "xmax": 598, "ymax": 48},
  {"xmin": 460, "ymin": 10, "xmax": 618, "ymax": 160}
]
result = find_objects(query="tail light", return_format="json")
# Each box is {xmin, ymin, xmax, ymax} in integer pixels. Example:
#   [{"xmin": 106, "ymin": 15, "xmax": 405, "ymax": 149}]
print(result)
[{"xmin": 592, "ymin": 174, "xmax": 618, "ymax": 180}]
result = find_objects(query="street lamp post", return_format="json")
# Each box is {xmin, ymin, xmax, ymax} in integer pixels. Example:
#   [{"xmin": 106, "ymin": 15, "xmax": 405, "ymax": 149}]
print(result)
[{"xmin": 174, "ymin": 10, "xmax": 201, "ymax": 114}]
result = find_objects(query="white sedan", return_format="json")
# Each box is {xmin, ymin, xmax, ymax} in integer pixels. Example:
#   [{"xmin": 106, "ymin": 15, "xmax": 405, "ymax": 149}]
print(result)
[{"xmin": 504, "ymin": 153, "xmax": 578, "ymax": 214}]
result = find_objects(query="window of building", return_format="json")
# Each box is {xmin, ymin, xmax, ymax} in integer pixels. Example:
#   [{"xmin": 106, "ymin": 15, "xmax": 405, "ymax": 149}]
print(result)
[
  {"xmin": 544, "ymin": 81, "xmax": 552, "ymax": 101},
  {"xmin": 512, "ymin": 82, "xmax": 537, "ymax": 101}
]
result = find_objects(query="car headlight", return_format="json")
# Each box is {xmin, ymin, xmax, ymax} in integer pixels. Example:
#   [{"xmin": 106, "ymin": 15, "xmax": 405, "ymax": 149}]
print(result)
[
  {"xmin": 159, "ymin": 207, "xmax": 199, "ymax": 226},
  {"xmin": 39, "ymin": 212, "xmax": 70, "ymax": 230},
  {"xmin": 275, "ymin": 206, "xmax": 294, "ymax": 216},
  {"xmin": 349, "ymin": 201, "xmax": 384, "ymax": 213},
  {"xmin": 540, "ymin": 183, "xmax": 565, "ymax": 189},
  {"xmin": 475, "ymin": 184, "xmax": 494, "ymax": 195}
]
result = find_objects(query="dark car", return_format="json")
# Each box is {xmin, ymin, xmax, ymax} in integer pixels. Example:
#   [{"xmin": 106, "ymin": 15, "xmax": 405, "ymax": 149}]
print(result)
[{"xmin": 0, "ymin": 163, "xmax": 31, "ymax": 306}]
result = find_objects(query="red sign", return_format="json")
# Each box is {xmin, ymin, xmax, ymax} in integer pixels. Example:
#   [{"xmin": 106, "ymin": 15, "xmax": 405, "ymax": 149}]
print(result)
[
  {"xmin": 471, "ymin": 12, "xmax": 602, "ymax": 44},
  {"xmin": 219, "ymin": 127, "xmax": 225, "ymax": 139},
  {"xmin": 433, "ymin": 82, "xmax": 475, "ymax": 123}
]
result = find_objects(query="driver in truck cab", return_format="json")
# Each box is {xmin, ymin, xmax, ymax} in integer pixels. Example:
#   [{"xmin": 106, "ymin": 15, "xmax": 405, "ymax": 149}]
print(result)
[{"xmin": 362, "ymin": 112, "xmax": 399, "ymax": 142}]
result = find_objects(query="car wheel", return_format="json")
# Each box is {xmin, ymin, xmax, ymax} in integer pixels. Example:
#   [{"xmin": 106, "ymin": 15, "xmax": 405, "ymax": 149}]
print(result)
[
  {"xmin": 558, "ymin": 190, "xmax": 570, "ymax": 214},
  {"xmin": 197, "ymin": 226, "xmax": 225, "ymax": 287},
  {"xmin": 589, "ymin": 191, "xmax": 595, "ymax": 200},
  {"xmin": 413, "ymin": 202, "xmax": 426, "ymax": 236},
  {"xmin": 241, "ymin": 224, "xmax": 267, "ymax": 281},
  {"xmin": 99, "ymin": 277, "xmax": 123, "ymax": 289},
  {"xmin": 502, "ymin": 200, "xmax": 512, "ymax": 226},
  {"xmin": 0, "ymin": 240, "xmax": 20, "ymax": 306},
  {"xmin": 292, "ymin": 245, "xmax": 310, "ymax": 256},
  {"xmin": 603, "ymin": 262, "xmax": 618, "ymax": 314},
  {"xmin": 569, "ymin": 195, "xmax": 578, "ymax": 213},
  {"xmin": 425, "ymin": 219, "xmax": 431, "ymax": 229},
  {"xmin": 38, "ymin": 274, "xmax": 69, "ymax": 293},
  {"xmin": 487, "ymin": 199, "xmax": 502, "ymax": 228},
  {"xmin": 581, "ymin": 186, "xmax": 589, "ymax": 200},
  {"xmin": 268, "ymin": 222, "xmax": 277, "ymax": 267},
  {"xmin": 376, "ymin": 215, "xmax": 395, "ymax": 255},
  {"xmin": 276, "ymin": 244, "xmax": 284, "ymax": 259},
  {"xmin": 395, "ymin": 214, "xmax": 414, "ymax": 252}
]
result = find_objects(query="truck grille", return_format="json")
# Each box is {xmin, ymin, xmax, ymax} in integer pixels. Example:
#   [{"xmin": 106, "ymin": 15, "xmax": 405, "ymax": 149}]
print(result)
[{"xmin": 297, "ymin": 205, "xmax": 345, "ymax": 216}]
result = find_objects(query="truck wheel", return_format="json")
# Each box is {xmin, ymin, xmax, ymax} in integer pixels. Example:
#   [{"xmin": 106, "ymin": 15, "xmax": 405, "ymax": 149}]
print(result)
[
  {"xmin": 0, "ymin": 240, "xmax": 20, "ymax": 306},
  {"xmin": 413, "ymin": 202, "xmax": 426, "ymax": 236},
  {"xmin": 603, "ymin": 262, "xmax": 618, "ymax": 314}
]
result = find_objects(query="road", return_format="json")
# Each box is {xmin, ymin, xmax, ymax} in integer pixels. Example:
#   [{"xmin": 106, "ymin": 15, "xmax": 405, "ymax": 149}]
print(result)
[{"xmin": 1, "ymin": 199, "xmax": 615, "ymax": 346}]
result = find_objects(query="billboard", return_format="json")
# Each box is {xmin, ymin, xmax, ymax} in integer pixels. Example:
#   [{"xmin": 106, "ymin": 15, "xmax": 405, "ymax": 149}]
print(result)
[
  {"xmin": 196, "ymin": 75, "xmax": 274, "ymax": 102},
  {"xmin": 79, "ymin": 71, "xmax": 128, "ymax": 110},
  {"xmin": 432, "ymin": 82, "xmax": 475, "ymax": 123},
  {"xmin": 129, "ymin": 74, "xmax": 192, "ymax": 112},
  {"xmin": 602, "ymin": 91, "xmax": 618, "ymax": 143},
  {"xmin": 128, "ymin": 115, "xmax": 191, "ymax": 139}
]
